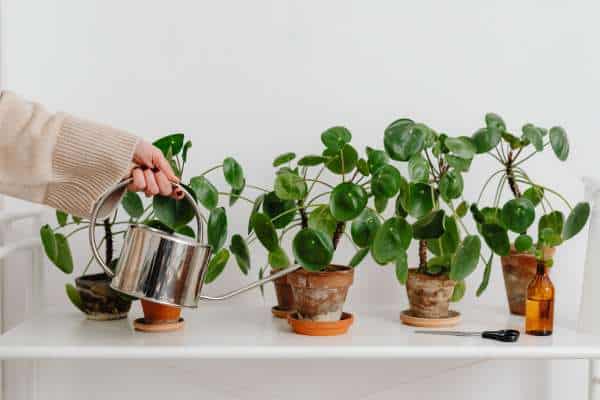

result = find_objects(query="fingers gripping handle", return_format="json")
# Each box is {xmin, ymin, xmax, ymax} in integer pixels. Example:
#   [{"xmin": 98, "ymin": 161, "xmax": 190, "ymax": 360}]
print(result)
[{"xmin": 88, "ymin": 178, "xmax": 205, "ymax": 278}]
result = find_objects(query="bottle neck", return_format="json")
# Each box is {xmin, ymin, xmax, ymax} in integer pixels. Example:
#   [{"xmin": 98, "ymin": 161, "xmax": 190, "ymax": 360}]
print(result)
[{"xmin": 536, "ymin": 261, "xmax": 548, "ymax": 275}]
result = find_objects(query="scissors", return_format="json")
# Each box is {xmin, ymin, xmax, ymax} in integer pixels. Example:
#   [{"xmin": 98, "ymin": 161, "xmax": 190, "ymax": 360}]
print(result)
[{"xmin": 414, "ymin": 329, "xmax": 520, "ymax": 343}]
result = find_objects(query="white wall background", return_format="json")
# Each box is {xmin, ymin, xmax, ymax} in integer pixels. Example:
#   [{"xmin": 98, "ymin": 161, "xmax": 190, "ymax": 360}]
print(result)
[{"xmin": 1, "ymin": 0, "xmax": 598, "ymax": 399}]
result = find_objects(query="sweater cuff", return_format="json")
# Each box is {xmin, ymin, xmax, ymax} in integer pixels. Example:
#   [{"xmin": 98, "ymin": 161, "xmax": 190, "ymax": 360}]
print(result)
[{"xmin": 44, "ymin": 115, "xmax": 138, "ymax": 218}]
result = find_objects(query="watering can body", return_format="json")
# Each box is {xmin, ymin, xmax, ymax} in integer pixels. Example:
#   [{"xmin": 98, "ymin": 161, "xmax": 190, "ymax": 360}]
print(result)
[{"xmin": 89, "ymin": 178, "xmax": 300, "ymax": 308}]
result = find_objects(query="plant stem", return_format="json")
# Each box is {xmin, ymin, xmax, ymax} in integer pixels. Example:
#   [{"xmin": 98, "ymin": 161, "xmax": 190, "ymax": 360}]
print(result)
[
  {"xmin": 306, "ymin": 167, "xmax": 325, "ymax": 198},
  {"xmin": 246, "ymin": 184, "xmax": 270, "ymax": 193},
  {"xmin": 477, "ymin": 169, "xmax": 506, "ymax": 204},
  {"xmin": 279, "ymin": 223, "xmax": 301, "ymax": 240},
  {"xmin": 304, "ymin": 179, "xmax": 334, "ymax": 189},
  {"xmin": 332, "ymin": 222, "xmax": 346, "ymax": 250},
  {"xmin": 306, "ymin": 191, "xmax": 331, "ymax": 207},
  {"xmin": 513, "ymin": 179, "xmax": 573, "ymax": 211},
  {"xmin": 505, "ymin": 150, "xmax": 521, "ymax": 198},
  {"xmin": 298, "ymin": 200, "xmax": 309, "ymax": 229},
  {"xmin": 418, "ymin": 240, "xmax": 427, "ymax": 271},
  {"xmin": 513, "ymin": 151, "xmax": 537, "ymax": 168},
  {"xmin": 200, "ymin": 164, "xmax": 223, "ymax": 177},
  {"xmin": 217, "ymin": 192, "xmax": 255, "ymax": 205}
]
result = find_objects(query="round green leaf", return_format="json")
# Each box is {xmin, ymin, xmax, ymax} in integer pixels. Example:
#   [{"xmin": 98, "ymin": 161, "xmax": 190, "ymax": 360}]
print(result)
[
  {"xmin": 229, "ymin": 178, "xmax": 245, "ymax": 206},
  {"xmin": 444, "ymin": 137, "xmax": 476, "ymax": 159},
  {"xmin": 153, "ymin": 195, "xmax": 195, "ymax": 229},
  {"xmin": 450, "ymin": 281, "xmax": 466, "ymax": 302},
  {"xmin": 308, "ymin": 205, "xmax": 337, "ymax": 237},
  {"xmin": 349, "ymin": 247, "xmax": 370, "ymax": 268},
  {"xmin": 121, "ymin": 192, "xmax": 144, "ymax": 218},
  {"xmin": 153, "ymin": 133, "xmax": 184, "ymax": 157},
  {"xmin": 65, "ymin": 283, "xmax": 84, "ymax": 312},
  {"xmin": 247, "ymin": 194, "xmax": 265, "ymax": 234},
  {"xmin": 540, "ymin": 227, "xmax": 563, "ymax": 247},
  {"xmin": 471, "ymin": 127, "xmax": 501, "ymax": 154},
  {"xmin": 407, "ymin": 182, "xmax": 434, "ymax": 218},
  {"xmin": 273, "ymin": 152, "xmax": 296, "ymax": 167},
  {"xmin": 449, "ymin": 235, "xmax": 481, "ymax": 281},
  {"xmin": 351, "ymin": 208, "xmax": 381, "ymax": 248},
  {"xmin": 251, "ymin": 212, "xmax": 279, "ymax": 252},
  {"xmin": 428, "ymin": 216, "xmax": 460, "ymax": 256},
  {"xmin": 329, "ymin": 182, "xmax": 368, "ymax": 221},
  {"xmin": 145, "ymin": 219, "xmax": 174, "ymax": 233},
  {"xmin": 263, "ymin": 191, "xmax": 296, "ymax": 229},
  {"xmin": 298, "ymin": 155, "xmax": 326, "ymax": 166},
  {"xmin": 205, "ymin": 249, "xmax": 230, "ymax": 284},
  {"xmin": 207, "ymin": 207, "xmax": 228, "ymax": 252},
  {"xmin": 523, "ymin": 186, "xmax": 544, "ymax": 207},
  {"xmin": 563, "ymin": 202, "xmax": 590, "ymax": 240},
  {"xmin": 522, "ymin": 124, "xmax": 544, "ymax": 151},
  {"xmin": 54, "ymin": 233, "xmax": 73, "ymax": 274},
  {"xmin": 502, "ymin": 132, "xmax": 524, "ymax": 149},
  {"xmin": 190, "ymin": 176, "xmax": 218, "ymax": 210},
  {"xmin": 538, "ymin": 211, "xmax": 564, "ymax": 239},
  {"xmin": 321, "ymin": 126, "xmax": 352, "ymax": 152},
  {"xmin": 175, "ymin": 225, "xmax": 195, "ymax": 238},
  {"xmin": 501, "ymin": 198, "xmax": 535, "ymax": 233},
  {"xmin": 515, "ymin": 234, "xmax": 533, "ymax": 252},
  {"xmin": 439, "ymin": 170, "xmax": 464, "ymax": 201},
  {"xmin": 395, "ymin": 193, "xmax": 408, "ymax": 218},
  {"xmin": 549, "ymin": 126, "xmax": 569, "ymax": 161},
  {"xmin": 371, "ymin": 217, "xmax": 412, "ymax": 265},
  {"xmin": 374, "ymin": 195, "xmax": 389, "ymax": 213},
  {"xmin": 481, "ymin": 223, "xmax": 510, "ymax": 256},
  {"xmin": 323, "ymin": 144, "xmax": 358, "ymax": 174},
  {"xmin": 274, "ymin": 172, "xmax": 307, "ymax": 200},
  {"xmin": 395, "ymin": 252, "xmax": 409, "ymax": 284},
  {"xmin": 56, "ymin": 211, "xmax": 68, "ymax": 227},
  {"xmin": 292, "ymin": 228, "xmax": 334, "ymax": 271},
  {"xmin": 268, "ymin": 246, "xmax": 290, "ymax": 269},
  {"xmin": 412, "ymin": 210, "xmax": 446, "ymax": 240},
  {"xmin": 371, "ymin": 165, "xmax": 402, "ymax": 198},
  {"xmin": 223, "ymin": 157, "xmax": 245, "ymax": 190},
  {"xmin": 476, "ymin": 254, "xmax": 494, "ymax": 297},
  {"xmin": 408, "ymin": 154, "xmax": 430, "ymax": 182},
  {"xmin": 40, "ymin": 224, "xmax": 57, "ymax": 263},
  {"xmin": 446, "ymin": 155, "xmax": 472, "ymax": 172},
  {"xmin": 383, "ymin": 119, "xmax": 427, "ymax": 161},
  {"xmin": 456, "ymin": 201, "xmax": 469, "ymax": 218},
  {"xmin": 356, "ymin": 158, "xmax": 370, "ymax": 176},
  {"xmin": 366, "ymin": 147, "xmax": 388, "ymax": 174},
  {"xmin": 229, "ymin": 234, "xmax": 250, "ymax": 275},
  {"xmin": 485, "ymin": 113, "xmax": 506, "ymax": 132}
]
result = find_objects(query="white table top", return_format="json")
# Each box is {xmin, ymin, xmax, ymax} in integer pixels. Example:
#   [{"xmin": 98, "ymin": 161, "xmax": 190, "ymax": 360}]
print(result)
[{"xmin": 0, "ymin": 303, "xmax": 598, "ymax": 360}]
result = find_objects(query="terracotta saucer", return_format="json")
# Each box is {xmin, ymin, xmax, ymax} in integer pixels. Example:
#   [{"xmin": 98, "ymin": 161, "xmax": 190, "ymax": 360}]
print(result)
[
  {"xmin": 133, "ymin": 317, "xmax": 185, "ymax": 333},
  {"xmin": 400, "ymin": 309, "xmax": 461, "ymax": 328},
  {"xmin": 287, "ymin": 312, "xmax": 354, "ymax": 336},
  {"xmin": 271, "ymin": 306, "xmax": 294, "ymax": 319}
]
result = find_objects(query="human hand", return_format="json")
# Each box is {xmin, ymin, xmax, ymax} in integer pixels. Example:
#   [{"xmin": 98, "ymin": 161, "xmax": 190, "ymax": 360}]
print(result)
[{"xmin": 128, "ymin": 140, "xmax": 184, "ymax": 199}]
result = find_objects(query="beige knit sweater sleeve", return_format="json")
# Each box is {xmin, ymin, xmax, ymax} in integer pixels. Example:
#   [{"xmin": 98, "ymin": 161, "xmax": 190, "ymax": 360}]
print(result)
[{"xmin": 0, "ymin": 91, "xmax": 138, "ymax": 217}]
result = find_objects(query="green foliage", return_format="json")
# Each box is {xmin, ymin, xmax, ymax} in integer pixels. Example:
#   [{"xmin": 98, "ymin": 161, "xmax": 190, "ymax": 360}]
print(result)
[
  {"xmin": 395, "ymin": 252, "xmax": 409, "ymax": 284},
  {"xmin": 349, "ymin": 247, "xmax": 370, "ymax": 268},
  {"xmin": 439, "ymin": 170, "xmax": 464, "ymax": 201},
  {"xmin": 480, "ymin": 223, "xmax": 510, "ymax": 256},
  {"xmin": 292, "ymin": 228, "xmax": 334, "ymax": 271},
  {"xmin": 383, "ymin": 119, "xmax": 426, "ymax": 161},
  {"xmin": 450, "ymin": 281, "xmax": 466, "ymax": 302},
  {"xmin": 204, "ymin": 249, "xmax": 230, "ymax": 284},
  {"xmin": 329, "ymin": 183, "xmax": 368, "ymax": 221},
  {"xmin": 371, "ymin": 165, "xmax": 402, "ymax": 198},
  {"xmin": 563, "ymin": 203, "xmax": 591, "ymax": 240},
  {"xmin": 412, "ymin": 210, "xmax": 445, "ymax": 240},
  {"xmin": 323, "ymin": 144, "xmax": 358, "ymax": 174},
  {"xmin": 408, "ymin": 154, "xmax": 429, "ymax": 182},
  {"xmin": 273, "ymin": 152, "xmax": 296, "ymax": 167},
  {"xmin": 190, "ymin": 176, "xmax": 219, "ymax": 210},
  {"xmin": 371, "ymin": 217, "xmax": 412, "ymax": 264},
  {"xmin": 153, "ymin": 133, "xmax": 184, "ymax": 157},
  {"xmin": 263, "ymin": 191, "xmax": 296, "ymax": 229},
  {"xmin": 501, "ymin": 198, "xmax": 535, "ymax": 233},
  {"xmin": 321, "ymin": 126, "xmax": 352, "ymax": 152},
  {"xmin": 274, "ymin": 172, "xmax": 307, "ymax": 200},
  {"xmin": 308, "ymin": 205, "xmax": 337, "ymax": 237},
  {"xmin": 223, "ymin": 157, "xmax": 245, "ymax": 190},
  {"xmin": 366, "ymin": 147, "xmax": 389, "ymax": 174},
  {"xmin": 549, "ymin": 126, "xmax": 569, "ymax": 161},
  {"xmin": 229, "ymin": 234, "xmax": 250, "ymax": 275},
  {"xmin": 406, "ymin": 183, "xmax": 434, "ymax": 218},
  {"xmin": 65, "ymin": 283, "xmax": 84, "ymax": 312},
  {"xmin": 56, "ymin": 211, "xmax": 68, "ymax": 227},
  {"xmin": 521, "ymin": 124, "xmax": 544, "ymax": 151},
  {"xmin": 250, "ymin": 213, "xmax": 279, "ymax": 252},
  {"xmin": 207, "ymin": 207, "xmax": 228, "ymax": 252},
  {"xmin": 298, "ymin": 155, "xmax": 326, "ymax": 166},
  {"xmin": 122, "ymin": 192, "xmax": 144, "ymax": 218},
  {"xmin": 449, "ymin": 236, "xmax": 481, "ymax": 281},
  {"xmin": 350, "ymin": 208, "xmax": 381, "ymax": 248},
  {"xmin": 268, "ymin": 246, "xmax": 290, "ymax": 269}
]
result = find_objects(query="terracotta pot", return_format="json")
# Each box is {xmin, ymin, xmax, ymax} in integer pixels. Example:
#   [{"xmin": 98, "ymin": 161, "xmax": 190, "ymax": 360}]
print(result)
[
  {"xmin": 141, "ymin": 299, "xmax": 182, "ymax": 324},
  {"xmin": 406, "ymin": 269, "xmax": 456, "ymax": 319},
  {"xmin": 271, "ymin": 269, "xmax": 295, "ymax": 311},
  {"xmin": 287, "ymin": 265, "xmax": 354, "ymax": 321},
  {"xmin": 75, "ymin": 274, "xmax": 132, "ymax": 320},
  {"xmin": 501, "ymin": 247, "xmax": 556, "ymax": 315}
]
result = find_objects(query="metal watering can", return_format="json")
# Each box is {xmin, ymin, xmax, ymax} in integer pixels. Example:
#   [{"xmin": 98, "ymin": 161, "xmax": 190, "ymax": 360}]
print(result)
[{"xmin": 89, "ymin": 178, "xmax": 300, "ymax": 308}]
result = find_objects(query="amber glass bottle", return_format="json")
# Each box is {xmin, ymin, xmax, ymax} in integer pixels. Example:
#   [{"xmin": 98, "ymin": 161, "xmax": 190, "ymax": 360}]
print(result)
[{"xmin": 525, "ymin": 261, "xmax": 555, "ymax": 336}]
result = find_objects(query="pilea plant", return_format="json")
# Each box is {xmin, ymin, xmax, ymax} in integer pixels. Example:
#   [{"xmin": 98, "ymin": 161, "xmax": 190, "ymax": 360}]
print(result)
[
  {"xmin": 247, "ymin": 126, "xmax": 387, "ymax": 276},
  {"xmin": 374, "ymin": 118, "xmax": 482, "ymax": 301},
  {"xmin": 470, "ymin": 113, "xmax": 590, "ymax": 295},
  {"xmin": 40, "ymin": 133, "xmax": 254, "ymax": 312}
]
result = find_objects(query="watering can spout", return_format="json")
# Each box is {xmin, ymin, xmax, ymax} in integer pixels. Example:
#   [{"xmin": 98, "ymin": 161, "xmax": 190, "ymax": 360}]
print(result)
[{"xmin": 199, "ymin": 264, "xmax": 302, "ymax": 301}]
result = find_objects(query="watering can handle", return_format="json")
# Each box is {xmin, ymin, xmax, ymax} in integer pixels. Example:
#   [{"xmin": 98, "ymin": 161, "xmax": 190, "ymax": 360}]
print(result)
[
  {"xmin": 88, "ymin": 177, "xmax": 205, "ymax": 278},
  {"xmin": 199, "ymin": 263, "xmax": 302, "ymax": 301}
]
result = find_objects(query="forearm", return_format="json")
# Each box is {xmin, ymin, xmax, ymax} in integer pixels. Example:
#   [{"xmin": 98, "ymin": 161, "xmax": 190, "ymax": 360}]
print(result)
[{"xmin": 0, "ymin": 91, "xmax": 138, "ymax": 217}]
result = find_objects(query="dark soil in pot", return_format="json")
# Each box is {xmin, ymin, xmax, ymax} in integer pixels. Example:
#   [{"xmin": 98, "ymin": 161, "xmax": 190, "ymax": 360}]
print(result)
[
  {"xmin": 75, "ymin": 273, "xmax": 132, "ymax": 320},
  {"xmin": 287, "ymin": 265, "xmax": 354, "ymax": 321},
  {"xmin": 501, "ymin": 247, "xmax": 556, "ymax": 315},
  {"xmin": 406, "ymin": 269, "xmax": 456, "ymax": 319},
  {"xmin": 271, "ymin": 269, "xmax": 295, "ymax": 312}
]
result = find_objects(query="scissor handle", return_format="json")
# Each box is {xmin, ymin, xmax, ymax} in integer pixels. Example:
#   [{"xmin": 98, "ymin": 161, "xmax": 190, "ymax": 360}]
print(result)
[{"xmin": 482, "ymin": 329, "xmax": 520, "ymax": 342}]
